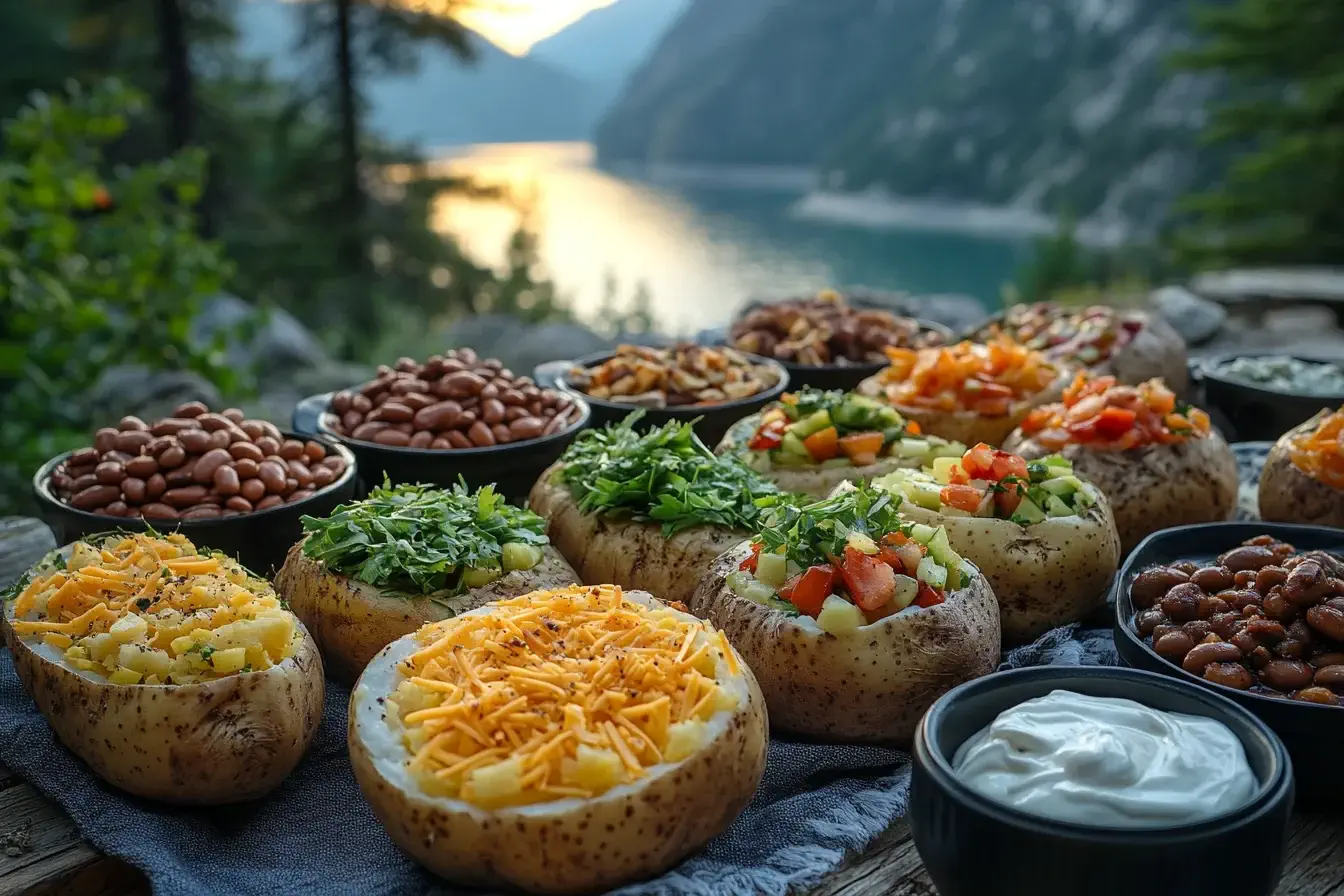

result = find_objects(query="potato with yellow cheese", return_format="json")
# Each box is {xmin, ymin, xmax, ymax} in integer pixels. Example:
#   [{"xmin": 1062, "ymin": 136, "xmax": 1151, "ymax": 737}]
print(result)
[
  {"xmin": 1, "ymin": 532, "xmax": 324, "ymax": 805},
  {"xmin": 348, "ymin": 584, "xmax": 768, "ymax": 895}
]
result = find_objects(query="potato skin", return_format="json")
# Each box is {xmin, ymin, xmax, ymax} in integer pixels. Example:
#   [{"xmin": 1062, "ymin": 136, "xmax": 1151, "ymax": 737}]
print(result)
[
  {"xmin": 1100, "ymin": 312, "xmax": 1189, "ymax": 394},
  {"xmin": 1259, "ymin": 411, "xmax": 1344, "ymax": 527},
  {"xmin": 347, "ymin": 591, "xmax": 768, "ymax": 895},
  {"xmin": 1, "ymin": 593, "xmax": 324, "ymax": 805},
  {"xmin": 275, "ymin": 540, "xmax": 579, "ymax": 683},
  {"xmin": 528, "ymin": 465, "xmax": 747, "ymax": 607},
  {"xmin": 689, "ymin": 542, "xmax": 1000, "ymax": 743},
  {"xmin": 1003, "ymin": 430, "xmax": 1239, "ymax": 555},
  {"xmin": 856, "ymin": 372, "xmax": 1067, "ymax": 447},
  {"xmin": 892, "ymin": 486, "xmax": 1121, "ymax": 644}
]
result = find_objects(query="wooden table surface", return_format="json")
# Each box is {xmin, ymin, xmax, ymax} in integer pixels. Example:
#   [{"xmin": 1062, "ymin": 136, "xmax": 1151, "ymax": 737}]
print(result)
[{"xmin": 4, "ymin": 517, "xmax": 1344, "ymax": 896}]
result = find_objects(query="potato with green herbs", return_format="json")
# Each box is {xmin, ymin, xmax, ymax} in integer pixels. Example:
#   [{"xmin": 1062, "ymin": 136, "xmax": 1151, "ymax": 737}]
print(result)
[
  {"xmin": 276, "ymin": 483, "xmax": 578, "ymax": 683},
  {"xmin": 528, "ymin": 414, "xmax": 774, "ymax": 607}
]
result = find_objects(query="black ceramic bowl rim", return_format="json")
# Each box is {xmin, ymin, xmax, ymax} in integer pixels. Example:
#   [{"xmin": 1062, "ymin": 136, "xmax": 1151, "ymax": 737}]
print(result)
[
  {"xmin": 316, "ymin": 392, "xmax": 593, "ymax": 456},
  {"xmin": 557, "ymin": 350, "xmax": 791, "ymax": 415},
  {"xmin": 1114, "ymin": 521, "xmax": 1344, "ymax": 715},
  {"xmin": 1197, "ymin": 353, "xmax": 1344, "ymax": 403},
  {"xmin": 916, "ymin": 665, "xmax": 1292, "ymax": 839},
  {"xmin": 31, "ymin": 433, "xmax": 358, "ymax": 527}
]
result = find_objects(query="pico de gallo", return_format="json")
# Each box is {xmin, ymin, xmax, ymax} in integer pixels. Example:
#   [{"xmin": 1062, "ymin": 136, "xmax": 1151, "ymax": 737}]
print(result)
[
  {"xmin": 739, "ymin": 388, "xmax": 965, "ymax": 469},
  {"xmin": 726, "ymin": 483, "xmax": 975, "ymax": 635},
  {"xmin": 874, "ymin": 337, "xmax": 1060, "ymax": 417},
  {"xmin": 1287, "ymin": 407, "xmax": 1344, "ymax": 489},
  {"xmin": 873, "ymin": 443, "xmax": 1097, "ymax": 525},
  {"xmin": 1017, "ymin": 374, "xmax": 1212, "ymax": 452},
  {"xmin": 976, "ymin": 303, "xmax": 1146, "ymax": 368}
]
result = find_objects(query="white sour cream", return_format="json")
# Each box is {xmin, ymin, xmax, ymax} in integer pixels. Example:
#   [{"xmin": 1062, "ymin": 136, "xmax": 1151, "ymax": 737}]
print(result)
[{"xmin": 951, "ymin": 689, "xmax": 1257, "ymax": 828}]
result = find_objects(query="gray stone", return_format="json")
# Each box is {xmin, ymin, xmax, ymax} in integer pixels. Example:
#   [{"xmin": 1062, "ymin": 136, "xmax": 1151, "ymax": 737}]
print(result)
[
  {"xmin": 439, "ymin": 314, "xmax": 531, "ymax": 360},
  {"xmin": 87, "ymin": 365, "xmax": 223, "ymax": 423},
  {"xmin": 0, "ymin": 517, "xmax": 56, "ymax": 589},
  {"xmin": 903, "ymin": 293, "xmax": 991, "ymax": 333},
  {"xmin": 1151, "ymin": 285, "xmax": 1226, "ymax": 346},
  {"xmin": 1191, "ymin": 267, "xmax": 1344, "ymax": 304},
  {"xmin": 506, "ymin": 323, "xmax": 615, "ymax": 375},
  {"xmin": 192, "ymin": 293, "xmax": 329, "ymax": 374}
]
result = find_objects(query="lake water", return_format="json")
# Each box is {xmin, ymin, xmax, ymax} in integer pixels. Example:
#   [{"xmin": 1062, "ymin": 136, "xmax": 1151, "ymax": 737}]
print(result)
[{"xmin": 428, "ymin": 142, "xmax": 1027, "ymax": 334}]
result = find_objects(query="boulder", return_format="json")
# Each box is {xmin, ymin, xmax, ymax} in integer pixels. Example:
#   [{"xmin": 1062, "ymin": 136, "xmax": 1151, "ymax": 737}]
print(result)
[
  {"xmin": 191, "ymin": 293, "xmax": 329, "ymax": 374},
  {"xmin": 1150, "ymin": 285, "xmax": 1226, "ymax": 346},
  {"xmin": 87, "ymin": 366, "xmax": 223, "ymax": 424},
  {"xmin": 906, "ymin": 293, "xmax": 993, "ymax": 333},
  {"xmin": 0, "ymin": 517, "xmax": 56, "ymax": 590}
]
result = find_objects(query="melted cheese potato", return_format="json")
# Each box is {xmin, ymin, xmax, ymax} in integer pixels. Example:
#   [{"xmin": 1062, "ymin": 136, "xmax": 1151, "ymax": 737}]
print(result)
[{"xmin": 9, "ymin": 533, "xmax": 297, "ymax": 684}]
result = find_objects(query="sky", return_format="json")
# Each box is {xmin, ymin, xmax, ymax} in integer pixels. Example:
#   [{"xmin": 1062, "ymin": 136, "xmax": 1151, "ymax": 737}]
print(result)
[{"xmin": 448, "ymin": 0, "xmax": 617, "ymax": 55}]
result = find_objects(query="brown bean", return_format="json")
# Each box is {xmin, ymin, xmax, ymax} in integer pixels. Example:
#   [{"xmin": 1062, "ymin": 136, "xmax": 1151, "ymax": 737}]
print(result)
[
  {"xmin": 491, "ymin": 423, "xmax": 513, "ymax": 444},
  {"xmin": 1191, "ymin": 566, "xmax": 1235, "ymax": 594},
  {"xmin": 481, "ymin": 398, "xmax": 506, "ymax": 425},
  {"xmin": 257, "ymin": 460, "xmax": 288, "ymax": 494},
  {"xmin": 499, "ymin": 388, "xmax": 525, "ymax": 407},
  {"xmin": 160, "ymin": 486, "xmax": 207, "ymax": 508},
  {"xmin": 349, "ymin": 422, "xmax": 386, "ymax": 442},
  {"xmin": 312, "ymin": 465, "xmax": 337, "ymax": 487},
  {"xmin": 303, "ymin": 441, "xmax": 327, "ymax": 463},
  {"xmin": 175, "ymin": 428, "xmax": 208, "ymax": 454},
  {"xmin": 70, "ymin": 447, "xmax": 101, "ymax": 467},
  {"xmin": 240, "ymin": 478, "xmax": 266, "ymax": 503},
  {"xmin": 1274, "ymin": 639, "xmax": 1307, "ymax": 660},
  {"xmin": 120, "ymin": 477, "xmax": 147, "ymax": 505},
  {"xmin": 122, "ymin": 456, "xmax": 156, "ymax": 480},
  {"xmin": 467, "ymin": 421, "xmax": 496, "ymax": 447},
  {"xmin": 104, "ymin": 451, "xmax": 133, "ymax": 464},
  {"xmin": 288, "ymin": 489, "xmax": 316, "ymax": 504},
  {"xmin": 320, "ymin": 455, "xmax": 346, "ymax": 472},
  {"xmin": 373, "ymin": 429, "xmax": 412, "ymax": 447},
  {"xmin": 233, "ymin": 458, "xmax": 259, "ymax": 480},
  {"xmin": 1136, "ymin": 608, "xmax": 1168, "ymax": 637},
  {"xmin": 413, "ymin": 401, "xmax": 462, "ymax": 432},
  {"xmin": 95, "ymin": 461, "xmax": 126, "ymax": 485},
  {"xmin": 1195, "ymin": 595, "xmax": 1230, "ymax": 619},
  {"xmin": 1256, "ymin": 566, "xmax": 1289, "ymax": 594},
  {"xmin": 1314, "ymin": 665, "xmax": 1344, "ymax": 691},
  {"xmin": 1204, "ymin": 662, "xmax": 1254, "ymax": 690},
  {"xmin": 408, "ymin": 431, "xmax": 434, "ymax": 449},
  {"xmin": 1220, "ymin": 545, "xmax": 1278, "ymax": 573},
  {"xmin": 459, "ymin": 410, "xmax": 478, "ymax": 427},
  {"xmin": 391, "ymin": 421, "xmax": 413, "ymax": 435},
  {"xmin": 345, "ymin": 392, "xmax": 371, "ymax": 415},
  {"xmin": 400, "ymin": 393, "xmax": 435, "ymax": 413},
  {"xmin": 331, "ymin": 392, "xmax": 354, "ymax": 414},
  {"xmin": 1160, "ymin": 583, "xmax": 1204, "ymax": 622},
  {"xmin": 1313, "ymin": 652, "xmax": 1344, "ymax": 668},
  {"xmin": 480, "ymin": 382, "xmax": 500, "ymax": 401},
  {"xmin": 370, "ymin": 401, "xmax": 413, "ymax": 424},
  {"xmin": 140, "ymin": 502, "xmax": 179, "ymax": 520},
  {"xmin": 173, "ymin": 401, "xmax": 209, "ymax": 418},
  {"xmin": 218, "ymin": 407, "xmax": 244, "ymax": 424},
  {"xmin": 504, "ymin": 406, "xmax": 529, "ymax": 423},
  {"xmin": 255, "ymin": 495, "xmax": 284, "ymax": 511},
  {"xmin": 191, "ymin": 448, "xmax": 230, "ymax": 484},
  {"xmin": 219, "ymin": 496, "xmax": 250, "ymax": 513},
  {"xmin": 104, "ymin": 501, "xmax": 128, "ymax": 517},
  {"xmin": 204, "ymin": 429, "xmax": 232, "ymax": 452},
  {"xmin": 114, "ymin": 430, "xmax": 152, "ymax": 454},
  {"xmin": 1284, "ymin": 559, "xmax": 1332, "ymax": 606},
  {"xmin": 212, "ymin": 465, "xmax": 241, "ymax": 496},
  {"xmin": 1263, "ymin": 659, "xmax": 1314, "ymax": 691},
  {"xmin": 446, "ymin": 430, "xmax": 473, "ymax": 449},
  {"xmin": 279, "ymin": 439, "xmax": 305, "ymax": 460},
  {"xmin": 1154, "ymin": 631, "xmax": 1195, "ymax": 663},
  {"xmin": 118, "ymin": 415, "xmax": 149, "ymax": 431},
  {"xmin": 1182, "ymin": 640, "xmax": 1243, "ymax": 674},
  {"xmin": 1306, "ymin": 605, "xmax": 1344, "ymax": 641},
  {"xmin": 70, "ymin": 473, "xmax": 98, "ymax": 492},
  {"xmin": 389, "ymin": 378, "xmax": 430, "ymax": 396},
  {"xmin": 286, "ymin": 460, "xmax": 313, "ymax": 488},
  {"xmin": 1244, "ymin": 617, "xmax": 1287, "ymax": 643},
  {"xmin": 543, "ymin": 415, "xmax": 568, "ymax": 436},
  {"xmin": 430, "ymin": 436, "xmax": 452, "ymax": 449},
  {"xmin": 253, "ymin": 435, "xmax": 279, "ymax": 456},
  {"xmin": 190, "ymin": 413, "xmax": 226, "ymax": 433},
  {"xmin": 1209, "ymin": 611, "xmax": 1243, "ymax": 640},
  {"xmin": 181, "ymin": 505, "xmax": 222, "ymax": 520},
  {"xmin": 145, "ymin": 473, "xmax": 167, "ymax": 501},
  {"xmin": 71, "ymin": 484, "xmax": 121, "ymax": 510},
  {"xmin": 1293, "ymin": 686, "xmax": 1340, "ymax": 705},
  {"xmin": 454, "ymin": 347, "xmax": 478, "ymax": 365},
  {"xmin": 1183, "ymin": 620, "xmax": 1212, "ymax": 642},
  {"xmin": 336, "ymin": 410, "xmax": 360, "ymax": 432},
  {"xmin": 441, "ymin": 371, "xmax": 488, "ymax": 399},
  {"xmin": 1234, "ymin": 570, "xmax": 1256, "ymax": 588},
  {"xmin": 227, "ymin": 441, "xmax": 263, "ymax": 463},
  {"xmin": 93, "ymin": 428, "xmax": 120, "ymax": 453},
  {"xmin": 1219, "ymin": 589, "xmax": 1263, "ymax": 612},
  {"xmin": 148, "ymin": 417, "xmax": 194, "ymax": 437}
]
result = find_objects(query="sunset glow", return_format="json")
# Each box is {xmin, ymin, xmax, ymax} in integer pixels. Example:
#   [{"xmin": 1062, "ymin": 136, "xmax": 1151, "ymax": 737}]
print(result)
[{"xmin": 449, "ymin": 0, "xmax": 616, "ymax": 55}]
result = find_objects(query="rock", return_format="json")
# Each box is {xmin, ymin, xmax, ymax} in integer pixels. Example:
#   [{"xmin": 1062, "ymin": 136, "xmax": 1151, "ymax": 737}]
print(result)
[
  {"xmin": 191, "ymin": 293, "xmax": 329, "ymax": 374},
  {"xmin": 905, "ymin": 293, "xmax": 992, "ymax": 333},
  {"xmin": 440, "ymin": 314, "xmax": 531, "ymax": 361},
  {"xmin": 0, "ymin": 517, "xmax": 57, "ymax": 589},
  {"xmin": 87, "ymin": 366, "xmax": 223, "ymax": 424},
  {"xmin": 1150, "ymin": 285, "xmax": 1226, "ymax": 346},
  {"xmin": 1191, "ymin": 267, "xmax": 1344, "ymax": 304},
  {"xmin": 506, "ymin": 323, "xmax": 614, "ymax": 375}
]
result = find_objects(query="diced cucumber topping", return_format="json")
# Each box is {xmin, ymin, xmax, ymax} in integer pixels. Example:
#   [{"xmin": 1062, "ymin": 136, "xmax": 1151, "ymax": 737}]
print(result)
[
  {"xmin": 1009, "ymin": 497, "xmax": 1047, "ymax": 526},
  {"xmin": 1073, "ymin": 484, "xmax": 1096, "ymax": 508},
  {"xmin": 958, "ymin": 558, "xmax": 978, "ymax": 588},
  {"xmin": 1039, "ymin": 475, "xmax": 1084, "ymax": 496},
  {"xmin": 892, "ymin": 574, "xmax": 919, "ymax": 610},
  {"xmin": 846, "ymin": 531, "xmax": 879, "ymax": 555},
  {"xmin": 756, "ymin": 552, "xmax": 789, "ymax": 589},
  {"xmin": 779, "ymin": 430, "xmax": 811, "ymax": 458},
  {"xmin": 917, "ymin": 555, "xmax": 948, "ymax": 589},
  {"xmin": 895, "ymin": 438, "xmax": 930, "ymax": 458},
  {"xmin": 929, "ymin": 441, "xmax": 965, "ymax": 459},
  {"xmin": 462, "ymin": 566, "xmax": 502, "ymax": 588},
  {"xmin": 726, "ymin": 569, "xmax": 797, "ymax": 613},
  {"xmin": 1046, "ymin": 494, "xmax": 1074, "ymax": 517},
  {"xmin": 1045, "ymin": 455, "xmax": 1073, "ymax": 471},
  {"xmin": 821, "ymin": 457, "xmax": 853, "ymax": 469},
  {"xmin": 930, "ymin": 456, "xmax": 960, "ymax": 482},
  {"xmin": 908, "ymin": 481, "xmax": 943, "ymax": 510},
  {"xmin": 816, "ymin": 595, "xmax": 867, "ymax": 635},
  {"xmin": 789, "ymin": 409, "xmax": 834, "ymax": 440},
  {"xmin": 926, "ymin": 526, "xmax": 955, "ymax": 567},
  {"xmin": 909, "ymin": 523, "xmax": 938, "ymax": 545},
  {"xmin": 501, "ymin": 542, "xmax": 544, "ymax": 572}
]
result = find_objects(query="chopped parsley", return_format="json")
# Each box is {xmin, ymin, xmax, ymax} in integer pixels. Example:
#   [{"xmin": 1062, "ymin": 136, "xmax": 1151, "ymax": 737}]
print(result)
[
  {"xmin": 756, "ymin": 483, "xmax": 905, "ymax": 570},
  {"xmin": 299, "ymin": 480, "xmax": 548, "ymax": 595},
  {"xmin": 135, "ymin": 598, "xmax": 151, "ymax": 611},
  {"xmin": 556, "ymin": 412, "xmax": 783, "ymax": 536}
]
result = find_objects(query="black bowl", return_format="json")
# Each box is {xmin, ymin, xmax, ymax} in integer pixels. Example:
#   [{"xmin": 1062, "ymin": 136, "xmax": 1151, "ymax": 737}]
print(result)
[
  {"xmin": 1197, "ymin": 354, "xmax": 1344, "ymax": 442},
  {"xmin": 554, "ymin": 351, "xmax": 789, "ymax": 448},
  {"xmin": 292, "ymin": 392, "xmax": 592, "ymax": 505},
  {"xmin": 912, "ymin": 665, "xmax": 1294, "ymax": 896},
  {"xmin": 1113, "ymin": 521, "xmax": 1344, "ymax": 800},
  {"xmin": 768, "ymin": 319, "xmax": 954, "ymax": 393},
  {"xmin": 32, "ymin": 434, "xmax": 357, "ymax": 576}
]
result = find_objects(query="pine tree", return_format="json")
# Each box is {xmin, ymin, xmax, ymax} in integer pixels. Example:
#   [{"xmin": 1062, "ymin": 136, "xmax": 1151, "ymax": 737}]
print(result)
[{"xmin": 1175, "ymin": 0, "xmax": 1344, "ymax": 266}]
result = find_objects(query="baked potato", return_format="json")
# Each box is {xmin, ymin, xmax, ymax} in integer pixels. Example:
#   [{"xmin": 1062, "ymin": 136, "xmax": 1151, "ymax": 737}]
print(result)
[
  {"xmin": 528, "ymin": 416, "xmax": 774, "ymax": 607},
  {"xmin": 857, "ymin": 337, "xmax": 1067, "ymax": 446},
  {"xmin": 349, "ymin": 584, "xmax": 767, "ymax": 894},
  {"xmin": 1259, "ymin": 407, "xmax": 1344, "ymax": 527},
  {"xmin": 872, "ymin": 444, "xmax": 1120, "ymax": 644},
  {"xmin": 276, "ymin": 482, "xmax": 579, "ymax": 683},
  {"xmin": 968, "ymin": 303, "xmax": 1189, "ymax": 394},
  {"xmin": 1002, "ymin": 375, "xmax": 1237, "ymax": 553},
  {"xmin": 1, "ymin": 532, "xmax": 324, "ymax": 804},
  {"xmin": 689, "ymin": 483, "xmax": 1000, "ymax": 743},
  {"xmin": 716, "ymin": 388, "xmax": 965, "ymax": 496}
]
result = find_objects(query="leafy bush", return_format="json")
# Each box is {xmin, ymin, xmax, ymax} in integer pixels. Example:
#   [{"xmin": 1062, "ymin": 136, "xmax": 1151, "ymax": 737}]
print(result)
[{"xmin": 0, "ymin": 80, "xmax": 237, "ymax": 514}]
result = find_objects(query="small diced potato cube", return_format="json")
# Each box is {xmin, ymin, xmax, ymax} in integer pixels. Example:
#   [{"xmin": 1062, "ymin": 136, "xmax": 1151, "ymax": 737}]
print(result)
[
  {"xmin": 713, "ymin": 686, "xmax": 738, "ymax": 714},
  {"xmin": 86, "ymin": 633, "xmax": 119, "ymax": 663},
  {"xmin": 70, "ymin": 658, "xmax": 98, "ymax": 673},
  {"xmin": 119, "ymin": 645, "xmax": 172, "ymax": 679},
  {"xmin": 395, "ymin": 681, "xmax": 436, "ymax": 715},
  {"xmin": 110, "ymin": 613, "xmax": 148, "ymax": 644},
  {"xmin": 144, "ymin": 674, "xmax": 161, "ymax": 685},
  {"xmin": 664, "ymin": 720, "xmax": 707, "ymax": 763},
  {"xmin": 210, "ymin": 647, "xmax": 249, "ymax": 674},
  {"xmin": 43, "ymin": 633, "xmax": 73, "ymax": 650},
  {"xmin": 108, "ymin": 668, "xmax": 142, "ymax": 685},
  {"xmin": 64, "ymin": 645, "xmax": 88, "ymax": 661},
  {"xmin": 562, "ymin": 745, "xmax": 625, "ymax": 792},
  {"xmin": 466, "ymin": 757, "xmax": 524, "ymax": 808}
]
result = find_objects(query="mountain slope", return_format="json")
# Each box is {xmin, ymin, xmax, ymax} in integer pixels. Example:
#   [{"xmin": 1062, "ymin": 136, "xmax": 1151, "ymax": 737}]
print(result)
[
  {"xmin": 529, "ymin": 0, "xmax": 689, "ymax": 84},
  {"xmin": 596, "ymin": 0, "xmax": 1228, "ymax": 232}
]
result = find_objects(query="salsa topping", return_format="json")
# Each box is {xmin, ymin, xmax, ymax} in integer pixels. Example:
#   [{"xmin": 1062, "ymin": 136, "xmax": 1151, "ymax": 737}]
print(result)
[
  {"xmin": 728, "ymin": 483, "xmax": 974, "ymax": 634},
  {"xmin": 730, "ymin": 289, "xmax": 944, "ymax": 366},
  {"xmin": 1288, "ymin": 408, "xmax": 1344, "ymax": 488},
  {"xmin": 1213, "ymin": 356, "xmax": 1344, "ymax": 396},
  {"xmin": 874, "ymin": 443, "xmax": 1095, "ymax": 525},
  {"xmin": 565, "ymin": 343, "xmax": 780, "ymax": 408},
  {"xmin": 743, "ymin": 388, "xmax": 965, "ymax": 468},
  {"xmin": 977, "ymin": 303, "xmax": 1146, "ymax": 367},
  {"xmin": 389, "ymin": 585, "xmax": 743, "ymax": 806},
  {"xmin": 7, "ymin": 533, "xmax": 297, "ymax": 684},
  {"xmin": 873, "ymin": 337, "xmax": 1060, "ymax": 417},
  {"xmin": 1019, "ymin": 374, "xmax": 1211, "ymax": 452},
  {"xmin": 300, "ymin": 481, "xmax": 548, "ymax": 597},
  {"xmin": 556, "ymin": 413, "xmax": 780, "ymax": 535}
]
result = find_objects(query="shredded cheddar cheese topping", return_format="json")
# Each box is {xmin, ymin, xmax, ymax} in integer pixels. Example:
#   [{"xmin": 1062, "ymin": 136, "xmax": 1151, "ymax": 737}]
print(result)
[
  {"xmin": 9, "ymin": 533, "xmax": 296, "ymax": 684},
  {"xmin": 390, "ymin": 584, "xmax": 742, "ymax": 808}
]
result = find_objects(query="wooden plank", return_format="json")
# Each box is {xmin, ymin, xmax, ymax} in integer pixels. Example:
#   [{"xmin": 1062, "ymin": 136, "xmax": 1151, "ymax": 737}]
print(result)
[
  {"xmin": 17, "ymin": 856, "xmax": 148, "ymax": 896},
  {"xmin": 810, "ymin": 822, "xmax": 926, "ymax": 896},
  {"xmin": 1276, "ymin": 812, "xmax": 1344, "ymax": 896}
]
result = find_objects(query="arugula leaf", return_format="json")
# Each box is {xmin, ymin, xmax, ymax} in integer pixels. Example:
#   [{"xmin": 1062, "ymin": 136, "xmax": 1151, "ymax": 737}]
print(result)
[
  {"xmin": 756, "ymin": 483, "xmax": 908, "ymax": 570},
  {"xmin": 299, "ymin": 480, "xmax": 548, "ymax": 595},
  {"xmin": 557, "ymin": 412, "xmax": 783, "ymax": 536}
]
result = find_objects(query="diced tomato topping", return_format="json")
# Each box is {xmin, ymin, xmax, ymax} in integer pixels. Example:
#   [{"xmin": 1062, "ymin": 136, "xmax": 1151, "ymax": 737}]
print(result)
[
  {"xmin": 803, "ymin": 426, "xmax": 839, "ymax": 461},
  {"xmin": 739, "ymin": 542, "xmax": 763, "ymax": 572},
  {"xmin": 940, "ymin": 484, "xmax": 984, "ymax": 513},
  {"xmin": 877, "ymin": 545, "xmax": 905, "ymax": 569},
  {"xmin": 905, "ymin": 420, "xmax": 922, "ymax": 435},
  {"xmin": 1094, "ymin": 406, "xmax": 1137, "ymax": 439},
  {"xmin": 1032, "ymin": 373, "xmax": 1209, "ymax": 450},
  {"xmin": 748, "ymin": 419, "xmax": 786, "ymax": 450},
  {"xmin": 839, "ymin": 431, "xmax": 884, "ymax": 465},
  {"xmin": 993, "ymin": 486, "xmax": 1022, "ymax": 516},
  {"xmin": 837, "ymin": 545, "xmax": 896, "ymax": 611},
  {"xmin": 881, "ymin": 531, "xmax": 910, "ymax": 546},
  {"xmin": 989, "ymin": 451, "xmax": 1029, "ymax": 482},
  {"xmin": 780, "ymin": 563, "xmax": 835, "ymax": 617},
  {"xmin": 914, "ymin": 581, "xmax": 945, "ymax": 608},
  {"xmin": 961, "ymin": 443, "xmax": 995, "ymax": 477}
]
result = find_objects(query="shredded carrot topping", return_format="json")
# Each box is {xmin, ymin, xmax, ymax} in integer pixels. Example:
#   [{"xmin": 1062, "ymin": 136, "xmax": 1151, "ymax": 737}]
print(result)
[
  {"xmin": 390, "ymin": 584, "xmax": 742, "ymax": 809},
  {"xmin": 1288, "ymin": 408, "xmax": 1344, "ymax": 488},
  {"xmin": 8, "ymin": 533, "xmax": 295, "ymax": 684},
  {"xmin": 876, "ymin": 337, "xmax": 1060, "ymax": 416}
]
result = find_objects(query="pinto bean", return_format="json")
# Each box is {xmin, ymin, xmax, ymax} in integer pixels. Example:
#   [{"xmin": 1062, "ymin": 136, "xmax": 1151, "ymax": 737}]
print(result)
[
  {"xmin": 1191, "ymin": 566, "xmax": 1235, "ymax": 593},
  {"xmin": 1204, "ymin": 663, "xmax": 1254, "ymax": 690},
  {"xmin": 1182, "ymin": 641, "xmax": 1243, "ymax": 674},
  {"xmin": 1160, "ymin": 583, "xmax": 1204, "ymax": 622}
]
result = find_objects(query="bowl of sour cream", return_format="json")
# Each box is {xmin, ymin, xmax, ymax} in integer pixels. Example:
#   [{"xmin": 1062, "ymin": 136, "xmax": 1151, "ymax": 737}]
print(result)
[{"xmin": 911, "ymin": 666, "xmax": 1293, "ymax": 896}]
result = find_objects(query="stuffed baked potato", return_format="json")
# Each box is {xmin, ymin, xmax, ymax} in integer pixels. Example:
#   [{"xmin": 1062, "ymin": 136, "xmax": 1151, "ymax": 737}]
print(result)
[
  {"xmin": 1259, "ymin": 407, "xmax": 1344, "ymax": 527},
  {"xmin": 349, "ymin": 584, "xmax": 767, "ymax": 894}
]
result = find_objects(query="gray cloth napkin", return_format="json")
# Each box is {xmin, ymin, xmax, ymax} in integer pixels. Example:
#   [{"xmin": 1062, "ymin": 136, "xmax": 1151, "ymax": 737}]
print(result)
[{"xmin": 0, "ymin": 623, "xmax": 1116, "ymax": 896}]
